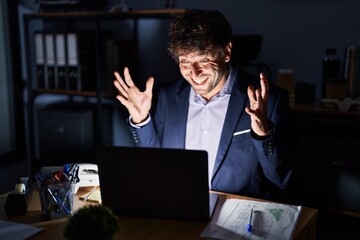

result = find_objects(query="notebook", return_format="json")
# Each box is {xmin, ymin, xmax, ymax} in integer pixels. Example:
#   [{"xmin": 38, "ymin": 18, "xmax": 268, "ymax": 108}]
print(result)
[{"xmin": 96, "ymin": 146, "xmax": 218, "ymax": 221}]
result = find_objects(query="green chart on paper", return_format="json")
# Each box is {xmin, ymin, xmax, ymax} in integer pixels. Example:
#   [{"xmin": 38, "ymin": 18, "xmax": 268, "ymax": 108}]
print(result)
[
  {"xmin": 201, "ymin": 199, "xmax": 302, "ymax": 240},
  {"xmin": 267, "ymin": 208, "xmax": 284, "ymax": 221}
]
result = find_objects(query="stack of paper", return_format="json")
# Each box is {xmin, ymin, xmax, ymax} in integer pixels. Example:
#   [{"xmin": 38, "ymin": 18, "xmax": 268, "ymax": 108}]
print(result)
[
  {"xmin": 201, "ymin": 199, "xmax": 302, "ymax": 240},
  {"xmin": 0, "ymin": 220, "xmax": 43, "ymax": 240}
]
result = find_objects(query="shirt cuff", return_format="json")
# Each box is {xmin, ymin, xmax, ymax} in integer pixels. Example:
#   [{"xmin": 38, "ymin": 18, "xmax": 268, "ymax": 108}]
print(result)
[
  {"xmin": 251, "ymin": 120, "xmax": 274, "ymax": 140},
  {"xmin": 128, "ymin": 115, "xmax": 151, "ymax": 129}
]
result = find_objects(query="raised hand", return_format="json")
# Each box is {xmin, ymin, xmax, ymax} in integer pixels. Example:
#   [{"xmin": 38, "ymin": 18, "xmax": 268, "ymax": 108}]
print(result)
[
  {"xmin": 113, "ymin": 67, "xmax": 154, "ymax": 124},
  {"xmin": 245, "ymin": 72, "xmax": 270, "ymax": 136}
]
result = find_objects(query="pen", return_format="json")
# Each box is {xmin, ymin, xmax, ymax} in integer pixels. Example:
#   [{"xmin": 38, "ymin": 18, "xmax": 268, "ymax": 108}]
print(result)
[
  {"xmin": 47, "ymin": 187, "xmax": 70, "ymax": 214},
  {"xmin": 64, "ymin": 163, "xmax": 69, "ymax": 174},
  {"xmin": 247, "ymin": 208, "xmax": 253, "ymax": 232},
  {"xmin": 83, "ymin": 186, "xmax": 97, "ymax": 202}
]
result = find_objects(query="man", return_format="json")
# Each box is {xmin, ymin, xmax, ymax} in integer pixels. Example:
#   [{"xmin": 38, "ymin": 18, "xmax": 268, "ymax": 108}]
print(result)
[{"xmin": 113, "ymin": 10, "xmax": 294, "ymax": 200}]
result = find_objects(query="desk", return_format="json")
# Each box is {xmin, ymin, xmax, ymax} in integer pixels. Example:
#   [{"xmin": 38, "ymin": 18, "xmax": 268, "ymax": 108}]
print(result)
[{"xmin": 1, "ymin": 188, "xmax": 318, "ymax": 240}]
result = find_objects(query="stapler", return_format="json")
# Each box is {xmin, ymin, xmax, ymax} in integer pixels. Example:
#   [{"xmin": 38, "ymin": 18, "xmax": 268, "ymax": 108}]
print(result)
[{"xmin": 74, "ymin": 163, "xmax": 100, "ymax": 193}]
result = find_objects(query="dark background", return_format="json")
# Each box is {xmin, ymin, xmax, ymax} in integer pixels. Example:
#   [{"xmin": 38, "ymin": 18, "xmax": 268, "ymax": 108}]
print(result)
[{"xmin": 0, "ymin": 1, "xmax": 359, "ymax": 239}]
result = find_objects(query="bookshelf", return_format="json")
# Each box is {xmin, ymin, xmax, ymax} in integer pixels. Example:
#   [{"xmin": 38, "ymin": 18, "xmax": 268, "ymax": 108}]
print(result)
[{"xmin": 23, "ymin": 10, "xmax": 184, "ymax": 171}]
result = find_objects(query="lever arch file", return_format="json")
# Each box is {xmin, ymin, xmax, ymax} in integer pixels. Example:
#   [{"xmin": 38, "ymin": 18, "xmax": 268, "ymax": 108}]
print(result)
[
  {"xmin": 45, "ymin": 33, "xmax": 56, "ymax": 89},
  {"xmin": 34, "ymin": 32, "xmax": 45, "ymax": 88},
  {"xmin": 66, "ymin": 33, "xmax": 79, "ymax": 90},
  {"xmin": 55, "ymin": 33, "xmax": 67, "ymax": 89}
]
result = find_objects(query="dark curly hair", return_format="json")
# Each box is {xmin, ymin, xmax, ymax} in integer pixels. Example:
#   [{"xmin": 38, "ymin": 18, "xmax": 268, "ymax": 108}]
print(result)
[{"xmin": 168, "ymin": 10, "xmax": 232, "ymax": 63}]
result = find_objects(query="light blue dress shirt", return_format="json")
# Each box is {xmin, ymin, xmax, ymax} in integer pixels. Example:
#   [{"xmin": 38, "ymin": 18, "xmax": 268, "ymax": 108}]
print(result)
[{"xmin": 185, "ymin": 65, "xmax": 235, "ymax": 185}]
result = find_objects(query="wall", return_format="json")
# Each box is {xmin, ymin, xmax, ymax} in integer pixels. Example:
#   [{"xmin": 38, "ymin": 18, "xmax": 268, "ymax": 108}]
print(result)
[
  {"xmin": 0, "ymin": 0, "xmax": 30, "ymax": 194},
  {"xmin": 125, "ymin": 0, "xmax": 360, "ymax": 100},
  {"xmin": 0, "ymin": 161, "xmax": 29, "ymax": 194},
  {"xmin": 0, "ymin": 0, "xmax": 14, "ymax": 154}
]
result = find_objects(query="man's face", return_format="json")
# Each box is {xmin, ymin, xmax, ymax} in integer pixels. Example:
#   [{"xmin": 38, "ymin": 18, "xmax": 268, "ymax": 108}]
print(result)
[{"xmin": 178, "ymin": 44, "xmax": 231, "ymax": 101}]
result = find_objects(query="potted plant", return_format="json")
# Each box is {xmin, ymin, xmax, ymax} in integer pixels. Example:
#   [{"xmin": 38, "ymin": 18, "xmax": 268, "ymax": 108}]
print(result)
[{"xmin": 64, "ymin": 205, "xmax": 119, "ymax": 240}]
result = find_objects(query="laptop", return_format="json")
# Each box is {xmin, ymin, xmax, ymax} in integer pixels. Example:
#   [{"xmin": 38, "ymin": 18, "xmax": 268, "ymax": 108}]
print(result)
[{"xmin": 96, "ymin": 146, "xmax": 218, "ymax": 221}]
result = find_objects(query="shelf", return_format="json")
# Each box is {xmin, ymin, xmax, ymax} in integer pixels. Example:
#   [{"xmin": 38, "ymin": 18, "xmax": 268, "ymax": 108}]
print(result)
[
  {"xmin": 33, "ymin": 88, "xmax": 97, "ymax": 97},
  {"xmin": 24, "ymin": 9, "xmax": 186, "ymax": 21},
  {"xmin": 290, "ymin": 102, "xmax": 360, "ymax": 118},
  {"xmin": 32, "ymin": 88, "xmax": 116, "ymax": 98}
]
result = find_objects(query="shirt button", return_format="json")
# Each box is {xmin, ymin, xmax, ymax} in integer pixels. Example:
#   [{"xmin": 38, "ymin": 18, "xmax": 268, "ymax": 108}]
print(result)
[{"xmin": 203, "ymin": 130, "xmax": 208, "ymax": 135}]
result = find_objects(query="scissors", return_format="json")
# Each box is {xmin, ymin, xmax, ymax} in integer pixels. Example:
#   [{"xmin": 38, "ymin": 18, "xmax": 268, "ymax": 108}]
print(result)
[{"xmin": 53, "ymin": 170, "xmax": 69, "ymax": 182}]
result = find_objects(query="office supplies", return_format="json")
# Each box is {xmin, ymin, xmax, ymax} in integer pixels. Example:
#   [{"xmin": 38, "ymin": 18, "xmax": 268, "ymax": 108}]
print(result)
[
  {"xmin": 201, "ymin": 198, "xmax": 302, "ymax": 240},
  {"xmin": 96, "ymin": 146, "xmax": 217, "ymax": 221},
  {"xmin": 79, "ymin": 187, "xmax": 102, "ymax": 203},
  {"xmin": 14, "ymin": 183, "xmax": 26, "ymax": 194},
  {"xmin": 39, "ymin": 163, "xmax": 98, "ymax": 194},
  {"xmin": 38, "ymin": 181, "xmax": 75, "ymax": 219},
  {"xmin": 247, "ymin": 208, "xmax": 253, "ymax": 233},
  {"xmin": 64, "ymin": 163, "xmax": 69, "ymax": 174},
  {"xmin": 5, "ymin": 177, "xmax": 32, "ymax": 216},
  {"xmin": 5, "ymin": 184, "xmax": 32, "ymax": 216},
  {"xmin": 46, "ymin": 187, "xmax": 62, "ymax": 210},
  {"xmin": 81, "ymin": 186, "xmax": 97, "ymax": 202},
  {"xmin": 74, "ymin": 163, "xmax": 100, "ymax": 193},
  {"xmin": 36, "ymin": 164, "xmax": 78, "ymax": 219},
  {"xmin": 0, "ymin": 220, "xmax": 43, "ymax": 240}
]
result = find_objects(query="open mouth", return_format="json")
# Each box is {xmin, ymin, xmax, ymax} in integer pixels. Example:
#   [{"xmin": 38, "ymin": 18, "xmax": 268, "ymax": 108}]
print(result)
[{"xmin": 192, "ymin": 77, "xmax": 208, "ymax": 85}]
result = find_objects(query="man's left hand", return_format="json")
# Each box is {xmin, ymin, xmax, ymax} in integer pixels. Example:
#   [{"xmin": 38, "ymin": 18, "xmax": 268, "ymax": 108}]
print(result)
[{"xmin": 245, "ymin": 72, "xmax": 270, "ymax": 136}]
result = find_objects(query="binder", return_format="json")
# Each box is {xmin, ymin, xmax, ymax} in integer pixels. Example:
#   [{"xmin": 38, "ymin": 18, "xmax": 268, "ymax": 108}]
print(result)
[
  {"xmin": 66, "ymin": 33, "xmax": 79, "ymax": 90},
  {"xmin": 55, "ymin": 33, "xmax": 67, "ymax": 89},
  {"xmin": 66, "ymin": 32, "xmax": 96, "ymax": 91},
  {"xmin": 34, "ymin": 32, "xmax": 45, "ymax": 88},
  {"xmin": 45, "ymin": 33, "xmax": 56, "ymax": 89}
]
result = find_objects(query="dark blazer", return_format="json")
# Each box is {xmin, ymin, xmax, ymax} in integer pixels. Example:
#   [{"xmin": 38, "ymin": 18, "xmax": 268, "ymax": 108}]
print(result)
[{"xmin": 128, "ymin": 67, "xmax": 294, "ymax": 200}]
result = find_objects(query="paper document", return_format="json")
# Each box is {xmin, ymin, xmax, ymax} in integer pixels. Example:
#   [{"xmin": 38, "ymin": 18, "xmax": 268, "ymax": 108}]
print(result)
[
  {"xmin": 0, "ymin": 220, "xmax": 43, "ymax": 240},
  {"xmin": 79, "ymin": 188, "xmax": 102, "ymax": 203},
  {"xmin": 201, "ymin": 199, "xmax": 302, "ymax": 240}
]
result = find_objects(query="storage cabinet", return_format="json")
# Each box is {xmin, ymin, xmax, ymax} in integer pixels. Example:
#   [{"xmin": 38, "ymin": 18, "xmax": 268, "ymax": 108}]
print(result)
[
  {"xmin": 290, "ymin": 103, "xmax": 360, "ymax": 215},
  {"xmin": 38, "ymin": 106, "xmax": 94, "ymax": 165},
  {"xmin": 23, "ymin": 10, "xmax": 183, "ymax": 171}
]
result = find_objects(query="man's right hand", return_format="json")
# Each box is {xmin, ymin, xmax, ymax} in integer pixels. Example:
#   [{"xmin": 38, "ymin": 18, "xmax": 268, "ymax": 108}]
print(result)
[{"xmin": 113, "ymin": 67, "xmax": 154, "ymax": 124}]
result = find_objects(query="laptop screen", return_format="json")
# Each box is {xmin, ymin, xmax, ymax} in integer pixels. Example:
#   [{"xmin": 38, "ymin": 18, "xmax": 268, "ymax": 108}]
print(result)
[{"xmin": 96, "ymin": 146, "xmax": 215, "ymax": 221}]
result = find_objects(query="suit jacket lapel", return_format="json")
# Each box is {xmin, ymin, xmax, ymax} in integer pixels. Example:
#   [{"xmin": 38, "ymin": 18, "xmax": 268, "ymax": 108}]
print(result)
[
  {"xmin": 174, "ymin": 83, "xmax": 191, "ymax": 148},
  {"xmin": 211, "ymin": 69, "xmax": 249, "ymax": 179}
]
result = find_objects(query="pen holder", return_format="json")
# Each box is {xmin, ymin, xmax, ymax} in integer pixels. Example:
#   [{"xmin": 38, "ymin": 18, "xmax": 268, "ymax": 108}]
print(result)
[{"xmin": 38, "ymin": 181, "xmax": 75, "ymax": 220}]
